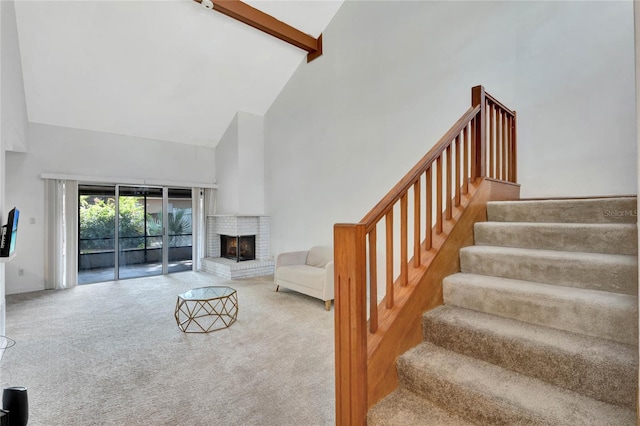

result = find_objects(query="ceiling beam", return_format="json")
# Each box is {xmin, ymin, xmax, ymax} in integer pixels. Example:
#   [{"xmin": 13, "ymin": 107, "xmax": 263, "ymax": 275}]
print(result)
[{"xmin": 194, "ymin": 0, "xmax": 323, "ymax": 62}]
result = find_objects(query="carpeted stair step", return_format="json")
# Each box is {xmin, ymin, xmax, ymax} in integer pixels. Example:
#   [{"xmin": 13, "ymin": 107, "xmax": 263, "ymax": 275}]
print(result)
[
  {"xmin": 487, "ymin": 197, "xmax": 637, "ymax": 224},
  {"xmin": 396, "ymin": 343, "xmax": 635, "ymax": 425},
  {"xmin": 422, "ymin": 305, "xmax": 637, "ymax": 408},
  {"xmin": 443, "ymin": 273, "xmax": 638, "ymax": 345},
  {"xmin": 474, "ymin": 222, "xmax": 638, "ymax": 255},
  {"xmin": 459, "ymin": 245, "xmax": 637, "ymax": 295},
  {"xmin": 367, "ymin": 388, "xmax": 477, "ymax": 426}
]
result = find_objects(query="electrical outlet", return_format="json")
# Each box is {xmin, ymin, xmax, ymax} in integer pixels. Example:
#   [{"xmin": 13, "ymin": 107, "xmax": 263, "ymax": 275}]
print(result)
[{"xmin": 18, "ymin": 269, "xmax": 24, "ymax": 277}]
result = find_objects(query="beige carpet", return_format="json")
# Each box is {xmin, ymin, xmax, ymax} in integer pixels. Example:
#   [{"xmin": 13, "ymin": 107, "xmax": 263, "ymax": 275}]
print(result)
[{"xmin": 2, "ymin": 272, "xmax": 335, "ymax": 426}]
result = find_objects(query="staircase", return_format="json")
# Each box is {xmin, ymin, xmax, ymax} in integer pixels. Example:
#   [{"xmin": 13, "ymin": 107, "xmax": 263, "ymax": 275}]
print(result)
[{"xmin": 368, "ymin": 197, "xmax": 638, "ymax": 425}]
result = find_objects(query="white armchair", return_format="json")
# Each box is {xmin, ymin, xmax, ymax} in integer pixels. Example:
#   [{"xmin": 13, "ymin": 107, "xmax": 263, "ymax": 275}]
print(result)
[{"xmin": 274, "ymin": 246, "xmax": 334, "ymax": 311}]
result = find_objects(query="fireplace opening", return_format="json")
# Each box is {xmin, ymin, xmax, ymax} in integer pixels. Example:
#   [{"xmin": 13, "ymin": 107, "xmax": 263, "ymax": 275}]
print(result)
[{"xmin": 220, "ymin": 235, "xmax": 256, "ymax": 262}]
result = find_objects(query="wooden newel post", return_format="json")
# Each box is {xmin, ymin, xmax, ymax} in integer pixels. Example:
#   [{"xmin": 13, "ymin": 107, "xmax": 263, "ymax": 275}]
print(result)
[
  {"xmin": 471, "ymin": 85, "xmax": 486, "ymax": 180},
  {"xmin": 334, "ymin": 223, "xmax": 368, "ymax": 426}
]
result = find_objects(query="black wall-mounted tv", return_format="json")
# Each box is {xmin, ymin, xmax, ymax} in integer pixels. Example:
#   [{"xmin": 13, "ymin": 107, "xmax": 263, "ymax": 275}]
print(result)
[{"xmin": 0, "ymin": 208, "xmax": 19, "ymax": 257}]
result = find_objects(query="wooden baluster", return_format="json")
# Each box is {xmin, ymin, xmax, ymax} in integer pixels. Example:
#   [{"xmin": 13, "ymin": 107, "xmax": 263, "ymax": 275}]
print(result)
[
  {"xmin": 496, "ymin": 108, "xmax": 502, "ymax": 180},
  {"xmin": 413, "ymin": 180, "xmax": 421, "ymax": 267},
  {"xmin": 425, "ymin": 167, "xmax": 432, "ymax": 249},
  {"xmin": 436, "ymin": 156, "xmax": 443, "ymax": 234},
  {"xmin": 512, "ymin": 112, "xmax": 518, "ymax": 182},
  {"xmin": 455, "ymin": 134, "xmax": 461, "ymax": 206},
  {"xmin": 333, "ymin": 223, "xmax": 367, "ymax": 426},
  {"xmin": 507, "ymin": 115, "xmax": 513, "ymax": 182},
  {"xmin": 400, "ymin": 194, "xmax": 408, "ymax": 286},
  {"xmin": 502, "ymin": 111, "xmax": 509, "ymax": 181},
  {"xmin": 463, "ymin": 123, "xmax": 469, "ymax": 195},
  {"xmin": 368, "ymin": 229, "xmax": 377, "ymax": 333},
  {"xmin": 446, "ymin": 144, "xmax": 452, "ymax": 220},
  {"xmin": 470, "ymin": 116, "xmax": 477, "ymax": 180},
  {"xmin": 484, "ymin": 101, "xmax": 489, "ymax": 178},
  {"xmin": 502, "ymin": 111, "xmax": 507, "ymax": 181},
  {"xmin": 385, "ymin": 210, "xmax": 394, "ymax": 308},
  {"xmin": 504, "ymin": 114, "xmax": 509, "ymax": 181},
  {"xmin": 488, "ymin": 101, "xmax": 494, "ymax": 178}
]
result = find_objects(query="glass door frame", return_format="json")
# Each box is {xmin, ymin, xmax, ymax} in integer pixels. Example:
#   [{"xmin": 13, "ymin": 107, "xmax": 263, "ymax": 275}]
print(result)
[
  {"xmin": 78, "ymin": 183, "xmax": 194, "ymax": 284},
  {"xmin": 162, "ymin": 187, "xmax": 169, "ymax": 275},
  {"xmin": 166, "ymin": 187, "xmax": 196, "ymax": 275}
]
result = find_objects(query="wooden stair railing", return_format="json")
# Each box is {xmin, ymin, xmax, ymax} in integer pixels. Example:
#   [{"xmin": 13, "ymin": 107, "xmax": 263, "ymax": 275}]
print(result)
[{"xmin": 334, "ymin": 85, "xmax": 519, "ymax": 425}]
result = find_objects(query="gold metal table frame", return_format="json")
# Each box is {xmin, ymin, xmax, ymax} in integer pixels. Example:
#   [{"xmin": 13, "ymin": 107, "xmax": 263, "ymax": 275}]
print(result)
[{"xmin": 174, "ymin": 286, "xmax": 238, "ymax": 333}]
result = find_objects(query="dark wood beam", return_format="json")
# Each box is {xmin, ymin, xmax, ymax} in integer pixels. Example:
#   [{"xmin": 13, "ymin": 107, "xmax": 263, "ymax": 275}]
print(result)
[{"xmin": 194, "ymin": 0, "xmax": 323, "ymax": 62}]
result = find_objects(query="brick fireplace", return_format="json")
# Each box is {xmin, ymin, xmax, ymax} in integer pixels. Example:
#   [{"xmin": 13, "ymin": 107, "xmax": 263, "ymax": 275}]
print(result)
[{"xmin": 201, "ymin": 215, "xmax": 274, "ymax": 279}]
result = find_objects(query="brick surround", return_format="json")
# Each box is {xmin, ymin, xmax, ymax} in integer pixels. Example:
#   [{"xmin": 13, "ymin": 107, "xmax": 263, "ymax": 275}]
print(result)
[{"xmin": 202, "ymin": 215, "xmax": 274, "ymax": 279}]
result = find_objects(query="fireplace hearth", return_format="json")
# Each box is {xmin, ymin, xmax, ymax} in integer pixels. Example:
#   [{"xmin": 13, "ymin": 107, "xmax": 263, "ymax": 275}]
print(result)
[{"xmin": 220, "ymin": 235, "xmax": 256, "ymax": 262}]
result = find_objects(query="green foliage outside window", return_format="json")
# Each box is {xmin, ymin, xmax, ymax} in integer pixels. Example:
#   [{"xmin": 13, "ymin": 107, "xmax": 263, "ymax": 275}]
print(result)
[
  {"xmin": 80, "ymin": 196, "xmax": 146, "ymax": 252},
  {"xmin": 80, "ymin": 196, "xmax": 192, "ymax": 253},
  {"xmin": 146, "ymin": 209, "xmax": 192, "ymax": 248}
]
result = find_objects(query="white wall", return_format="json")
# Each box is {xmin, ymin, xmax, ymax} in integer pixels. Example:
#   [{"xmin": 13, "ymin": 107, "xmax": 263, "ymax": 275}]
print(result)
[
  {"xmin": 215, "ymin": 114, "xmax": 240, "ymax": 214},
  {"xmin": 514, "ymin": 1, "xmax": 636, "ymax": 198},
  {"xmin": 215, "ymin": 111, "xmax": 265, "ymax": 215},
  {"xmin": 5, "ymin": 123, "xmax": 215, "ymax": 294},
  {"xmin": 0, "ymin": 0, "xmax": 29, "ymax": 331},
  {"xmin": 1, "ymin": 0, "xmax": 27, "ymax": 153},
  {"xmin": 264, "ymin": 0, "xmax": 636, "ymax": 255},
  {"xmin": 0, "ymin": 0, "xmax": 5, "ymax": 337},
  {"xmin": 238, "ymin": 113, "xmax": 265, "ymax": 215}
]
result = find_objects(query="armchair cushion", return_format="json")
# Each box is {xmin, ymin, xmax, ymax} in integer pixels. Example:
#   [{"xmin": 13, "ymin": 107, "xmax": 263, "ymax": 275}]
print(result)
[
  {"xmin": 276, "ymin": 265, "xmax": 325, "ymax": 291},
  {"xmin": 306, "ymin": 246, "xmax": 332, "ymax": 268}
]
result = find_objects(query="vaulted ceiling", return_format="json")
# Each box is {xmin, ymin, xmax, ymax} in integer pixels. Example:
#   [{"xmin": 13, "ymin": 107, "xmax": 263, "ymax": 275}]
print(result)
[{"xmin": 13, "ymin": 0, "xmax": 343, "ymax": 148}]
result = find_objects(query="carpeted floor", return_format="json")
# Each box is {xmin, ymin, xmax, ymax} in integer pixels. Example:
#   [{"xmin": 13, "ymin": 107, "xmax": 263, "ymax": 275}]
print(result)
[{"xmin": 2, "ymin": 272, "xmax": 335, "ymax": 425}]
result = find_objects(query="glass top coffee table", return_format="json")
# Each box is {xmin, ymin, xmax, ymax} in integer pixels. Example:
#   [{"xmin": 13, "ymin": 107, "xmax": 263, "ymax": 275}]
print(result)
[{"xmin": 174, "ymin": 286, "xmax": 238, "ymax": 333}]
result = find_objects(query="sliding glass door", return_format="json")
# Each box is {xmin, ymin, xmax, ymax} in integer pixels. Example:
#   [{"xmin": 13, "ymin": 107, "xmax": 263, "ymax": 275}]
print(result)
[
  {"xmin": 167, "ymin": 188, "xmax": 193, "ymax": 273},
  {"xmin": 118, "ymin": 186, "xmax": 164, "ymax": 280},
  {"xmin": 78, "ymin": 184, "xmax": 193, "ymax": 284},
  {"xmin": 78, "ymin": 185, "xmax": 116, "ymax": 284}
]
